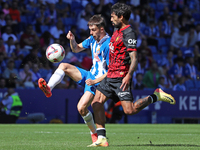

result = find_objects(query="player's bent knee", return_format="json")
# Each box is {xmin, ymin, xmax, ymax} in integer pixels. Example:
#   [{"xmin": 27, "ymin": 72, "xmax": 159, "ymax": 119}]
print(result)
[
  {"xmin": 123, "ymin": 109, "xmax": 137, "ymax": 115},
  {"xmin": 77, "ymin": 105, "xmax": 87, "ymax": 116},
  {"xmin": 58, "ymin": 63, "xmax": 69, "ymax": 70}
]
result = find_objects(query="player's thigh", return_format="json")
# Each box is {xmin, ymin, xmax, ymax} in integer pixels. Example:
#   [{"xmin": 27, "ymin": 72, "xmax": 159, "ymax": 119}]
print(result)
[
  {"xmin": 77, "ymin": 91, "xmax": 94, "ymax": 110},
  {"xmin": 92, "ymin": 90, "xmax": 108, "ymax": 105},
  {"xmin": 58, "ymin": 63, "xmax": 82, "ymax": 82}
]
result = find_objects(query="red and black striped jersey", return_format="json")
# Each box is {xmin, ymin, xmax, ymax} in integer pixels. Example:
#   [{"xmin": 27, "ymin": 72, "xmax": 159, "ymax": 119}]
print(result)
[{"xmin": 107, "ymin": 25, "xmax": 137, "ymax": 78}]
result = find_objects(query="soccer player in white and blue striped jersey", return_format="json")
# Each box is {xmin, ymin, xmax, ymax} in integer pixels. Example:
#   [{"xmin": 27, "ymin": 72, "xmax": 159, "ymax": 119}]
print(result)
[{"xmin": 38, "ymin": 15, "xmax": 110, "ymax": 143}]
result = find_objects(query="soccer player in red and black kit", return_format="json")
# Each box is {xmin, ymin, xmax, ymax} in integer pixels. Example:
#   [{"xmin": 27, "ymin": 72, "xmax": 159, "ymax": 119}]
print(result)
[{"xmin": 87, "ymin": 3, "xmax": 176, "ymax": 147}]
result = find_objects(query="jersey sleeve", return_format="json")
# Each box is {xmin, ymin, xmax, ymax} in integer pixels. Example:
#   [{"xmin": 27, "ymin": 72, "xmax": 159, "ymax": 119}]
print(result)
[
  {"xmin": 123, "ymin": 31, "xmax": 137, "ymax": 52},
  {"xmin": 103, "ymin": 39, "xmax": 110, "ymax": 66},
  {"xmin": 82, "ymin": 36, "xmax": 93, "ymax": 49}
]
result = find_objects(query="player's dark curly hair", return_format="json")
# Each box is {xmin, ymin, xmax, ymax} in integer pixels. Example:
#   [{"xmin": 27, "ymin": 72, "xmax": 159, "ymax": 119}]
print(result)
[
  {"xmin": 111, "ymin": 2, "xmax": 131, "ymax": 21},
  {"xmin": 88, "ymin": 14, "xmax": 106, "ymax": 28}
]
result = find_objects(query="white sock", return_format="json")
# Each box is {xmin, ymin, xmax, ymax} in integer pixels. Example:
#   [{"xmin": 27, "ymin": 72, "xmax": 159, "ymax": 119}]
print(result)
[
  {"xmin": 82, "ymin": 111, "xmax": 97, "ymax": 135},
  {"xmin": 48, "ymin": 68, "xmax": 65, "ymax": 91}
]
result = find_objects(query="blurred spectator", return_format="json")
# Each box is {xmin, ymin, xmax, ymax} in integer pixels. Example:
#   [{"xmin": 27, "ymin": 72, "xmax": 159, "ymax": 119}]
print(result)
[
  {"xmin": 49, "ymin": 18, "xmax": 64, "ymax": 40},
  {"xmin": 158, "ymin": 76, "xmax": 168, "ymax": 90},
  {"xmin": 55, "ymin": 0, "xmax": 71, "ymax": 18},
  {"xmin": 9, "ymin": 1, "xmax": 21, "ymax": 23},
  {"xmin": 143, "ymin": 21, "xmax": 160, "ymax": 38},
  {"xmin": 193, "ymin": 44, "xmax": 200, "ymax": 71},
  {"xmin": 159, "ymin": 6, "xmax": 170, "ymax": 22},
  {"xmin": 147, "ymin": 7, "xmax": 156, "ymax": 25},
  {"xmin": 173, "ymin": 76, "xmax": 186, "ymax": 91},
  {"xmin": 163, "ymin": 15, "xmax": 173, "ymax": 37},
  {"xmin": 178, "ymin": 6, "xmax": 193, "ymax": 27},
  {"xmin": 31, "ymin": 63, "xmax": 42, "ymax": 88},
  {"xmin": 0, "ymin": 52, "xmax": 7, "ymax": 75},
  {"xmin": 0, "ymin": 78, "xmax": 7, "ymax": 89},
  {"xmin": 0, "ymin": 38, "xmax": 6, "ymax": 57},
  {"xmin": 139, "ymin": 7, "xmax": 148, "ymax": 25},
  {"xmin": 0, "ymin": 11, "xmax": 6, "ymax": 27},
  {"xmin": 2, "ymin": 60, "xmax": 21, "ymax": 88},
  {"xmin": 2, "ymin": 2, "xmax": 10, "ymax": 17},
  {"xmin": 196, "ymin": 24, "xmax": 200, "ymax": 44},
  {"xmin": 171, "ymin": 0, "xmax": 184, "ymax": 12},
  {"xmin": 78, "ymin": 12, "xmax": 92, "ymax": 34},
  {"xmin": 4, "ymin": 36, "xmax": 16, "ymax": 58},
  {"xmin": 187, "ymin": 24, "xmax": 198, "ymax": 47},
  {"xmin": 137, "ymin": 39, "xmax": 153, "ymax": 61},
  {"xmin": 133, "ymin": 73, "xmax": 145, "ymax": 90},
  {"xmin": 0, "ymin": 88, "xmax": 23, "ymax": 123},
  {"xmin": 20, "ymin": 47, "xmax": 40, "ymax": 69},
  {"xmin": 129, "ymin": 6, "xmax": 140, "ymax": 26},
  {"xmin": 172, "ymin": 17, "xmax": 180, "ymax": 33},
  {"xmin": 34, "ymin": 3, "xmax": 49, "ymax": 27},
  {"xmin": 161, "ymin": 50, "xmax": 174, "ymax": 69},
  {"xmin": 168, "ymin": 57, "xmax": 184, "ymax": 84},
  {"xmin": 158, "ymin": 63, "xmax": 173, "ymax": 89},
  {"xmin": 19, "ymin": 63, "xmax": 35, "ymax": 89},
  {"xmin": 20, "ymin": 24, "xmax": 40, "ymax": 49},
  {"xmin": 184, "ymin": 56, "xmax": 198, "ymax": 80},
  {"xmin": 2, "ymin": 25, "xmax": 18, "ymax": 43},
  {"xmin": 170, "ymin": 27, "xmax": 188, "ymax": 51},
  {"xmin": 143, "ymin": 61, "xmax": 160, "ymax": 89},
  {"xmin": 173, "ymin": 49, "xmax": 183, "ymax": 63},
  {"xmin": 45, "ymin": 3, "xmax": 57, "ymax": 25},
  {"xmin": 156, "ymin": 20, "xmax": 165, "ymax": 38}
]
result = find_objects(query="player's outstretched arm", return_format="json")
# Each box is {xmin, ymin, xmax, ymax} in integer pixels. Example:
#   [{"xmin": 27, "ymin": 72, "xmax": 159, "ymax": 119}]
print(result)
[
  {"xmin": 120, "ymin": 51, "xmax": 138, "ymax": 91},
  {"xmin": 66, "ymin": 30, "xmax": 85, "ymax": 53},
  {"xmin": 86, "ymin": 73, "xmax": 107, "ymax": 86}
]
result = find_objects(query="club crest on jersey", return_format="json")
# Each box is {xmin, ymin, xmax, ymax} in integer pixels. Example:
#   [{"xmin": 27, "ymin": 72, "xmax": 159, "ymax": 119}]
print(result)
[
  {"xmin": 120, "ymin": 72, "xmax": 124, "ymax": 75},
  {"xmin": 97, "ymin": 48, "xmax": 100, "ymax": 54},
  {"xmin": 128, "ymin": 39, "xmax": 137, "ymax": 46},
  {"xmin": 116, "ymin": 36, "xmax": 119, "ymax": 41}
]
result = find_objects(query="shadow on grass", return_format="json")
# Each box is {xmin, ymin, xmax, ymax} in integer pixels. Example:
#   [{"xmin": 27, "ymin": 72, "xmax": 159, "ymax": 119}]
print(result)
[{"xmin": 113, "ymin": 144, "xmax": 200, "ymax": 147}]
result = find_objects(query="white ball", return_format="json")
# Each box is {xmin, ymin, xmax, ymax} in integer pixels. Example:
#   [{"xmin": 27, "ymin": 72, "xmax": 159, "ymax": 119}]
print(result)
[{"xmin": 46, "ymin": 43, "xmax": 65, "ymax": 63}]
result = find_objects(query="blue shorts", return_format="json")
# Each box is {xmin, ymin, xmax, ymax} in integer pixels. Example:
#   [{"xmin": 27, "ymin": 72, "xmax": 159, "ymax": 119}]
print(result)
[{"xmin": 76, "ymin": 66, "xmax": 99, "ymax": 95}]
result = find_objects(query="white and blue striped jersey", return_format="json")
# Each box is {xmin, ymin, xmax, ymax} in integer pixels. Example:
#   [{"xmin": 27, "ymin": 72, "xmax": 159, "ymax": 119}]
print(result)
[{"xmin": 82, "ymin": 34, "xmax": 110, "ymax": 78}]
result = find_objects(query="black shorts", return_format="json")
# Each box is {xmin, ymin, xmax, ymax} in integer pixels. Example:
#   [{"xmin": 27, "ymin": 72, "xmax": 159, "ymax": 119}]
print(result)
[{"xmin": 97, "ymin": 77, "xmax": 133, "ymax": 103}]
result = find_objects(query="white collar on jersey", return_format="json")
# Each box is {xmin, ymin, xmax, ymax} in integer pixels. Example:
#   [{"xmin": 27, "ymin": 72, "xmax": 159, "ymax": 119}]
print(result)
[{"xmin": 97, "ymin": 33, "xmax": 110, "ymax": 45}]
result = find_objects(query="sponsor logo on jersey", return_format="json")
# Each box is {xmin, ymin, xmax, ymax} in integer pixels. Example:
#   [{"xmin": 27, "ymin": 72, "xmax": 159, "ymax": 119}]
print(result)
[
  {"xmin": 128, "ymin": 39, "xmax": 137, "ymax": 46},
  {"xmin": 94, "ymin": 52, "xmax": 100, "ymax": 62},
  {"xmin": 118, "ymin": 92, "xmax": 130, "ymax": 97},
  {"xmin": 97, "ymin": 48, "xmax": 100, "ymax": 54}
]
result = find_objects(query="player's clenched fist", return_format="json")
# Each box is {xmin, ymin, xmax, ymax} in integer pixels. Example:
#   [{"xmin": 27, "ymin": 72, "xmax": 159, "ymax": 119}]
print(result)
[{"xmin": 66, "ymin": 31, "xmax": 74, "ymax": 40}]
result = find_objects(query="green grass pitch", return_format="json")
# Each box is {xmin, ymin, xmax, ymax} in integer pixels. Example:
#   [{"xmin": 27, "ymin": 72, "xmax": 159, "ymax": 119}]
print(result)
[{"xmin": 0, "ymin": 124, "xmax": 200, "ymax": 150}]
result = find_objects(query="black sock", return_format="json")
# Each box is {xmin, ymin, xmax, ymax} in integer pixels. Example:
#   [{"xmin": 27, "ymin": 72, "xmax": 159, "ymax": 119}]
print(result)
[
  {"xmin": 97, "ymin": 129, "xmax": 106, "ymax": 137},
  {"xmin": 149, "ymin": 94, "xmax": 157, "ymax": 103}
]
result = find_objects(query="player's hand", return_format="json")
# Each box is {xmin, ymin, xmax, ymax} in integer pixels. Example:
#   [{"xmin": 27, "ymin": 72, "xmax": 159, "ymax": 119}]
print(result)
[
  {"xmin": 66, "ymin": 31, "xmax": 74, "ymax": 40},
  {"xmin": 120, "ymin": 74, "xmax": 131, "ymax": 91},
  {"xmin": 85, "ymin": 79, "xmax": 95, "ymax": 86}
]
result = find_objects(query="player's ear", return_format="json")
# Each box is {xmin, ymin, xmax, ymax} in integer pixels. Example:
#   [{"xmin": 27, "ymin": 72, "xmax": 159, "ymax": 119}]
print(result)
[{"xmin": 100, "ymin": 27, "xmax": 104, "ymax": 32}]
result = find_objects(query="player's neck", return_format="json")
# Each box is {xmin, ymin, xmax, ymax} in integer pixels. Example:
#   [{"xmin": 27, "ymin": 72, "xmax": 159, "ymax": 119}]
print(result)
[
  {"xmin": 98, "ymin": 33, "xmax": 107, "ymax": 42},
  {"xmin": 120, "ymin": 21, "xmax": 129, "ymax": 30}
]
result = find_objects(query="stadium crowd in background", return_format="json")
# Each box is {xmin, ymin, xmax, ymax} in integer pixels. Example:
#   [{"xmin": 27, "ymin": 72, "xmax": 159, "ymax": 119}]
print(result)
[{"xmin": 0, "ymin": 0, "xmax": 200, "ymax": 91}]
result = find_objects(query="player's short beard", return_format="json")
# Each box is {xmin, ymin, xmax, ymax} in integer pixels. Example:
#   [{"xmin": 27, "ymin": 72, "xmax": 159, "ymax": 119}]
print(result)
[{"xmin": 113, "ymin": 22, "xmax": 122, "ymax": 28}]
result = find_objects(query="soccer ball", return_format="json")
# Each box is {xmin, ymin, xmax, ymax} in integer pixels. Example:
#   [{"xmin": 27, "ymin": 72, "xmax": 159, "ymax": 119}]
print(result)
[{"xmin": 46, "ymin": 43, "xmax": 65, "ymax": 63}]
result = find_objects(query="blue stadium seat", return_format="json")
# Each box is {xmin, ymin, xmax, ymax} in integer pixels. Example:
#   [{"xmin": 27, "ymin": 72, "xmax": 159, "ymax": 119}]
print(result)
[
  {"xmin": 148, "ymin": 45, "xmax": 157, "ymax": 53},
  {"xmin": 192, "ymin": 13, "xmax": 200, "ymax": 21},
  {"xmin": 149, "ymin": 3, "xmax": 156, "ymax": 9},
  {"xmin": 156, "ymin": 2, "xmax": 166, "ymax": 11},
  {"xmin": 194, "ymin": 80, "xmax": 200, "ymax": 90},
  {"xmin": 40, "ymin": 25, "xmax": 49, "ymax": 33},
  {"xmin": 185, "ymin": 79, "xmax": 196, "ymax": 91},
  {"xmin": 160, "ymin": 45, "xmax": 169, "ymax": 54},
  {"xmin": 156, "ymin": 38, "xmax": 166, "ymax": 49},
  {"xmin": 21, "ymin": 15, "xmax": 27, "ymax": 24}
]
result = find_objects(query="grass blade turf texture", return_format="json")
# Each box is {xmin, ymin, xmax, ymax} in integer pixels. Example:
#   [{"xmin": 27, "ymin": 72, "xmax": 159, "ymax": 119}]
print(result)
[{"xmin": 0, "ymin": 124, "xmax": 199, "ymax": 150}]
